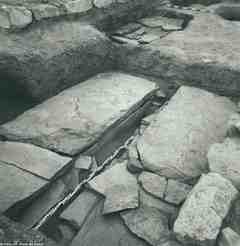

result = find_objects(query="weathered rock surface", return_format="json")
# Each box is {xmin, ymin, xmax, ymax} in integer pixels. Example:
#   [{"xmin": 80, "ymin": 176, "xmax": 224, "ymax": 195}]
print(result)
[
  {"xmin": 0, "ymin": 141, "xmax": 72, "ymax": 180},
  {"xmin": 117, "ymin": 9, "xmax": 240, "ymax": 97},
  {"xmin": 121, "ymin": 206, "xmax": 170, "ymax": 246},
  {"xmin": 0, "ymin": 23, "xmax": 114, "ymax": 101},
  {"xmin": 0, "ymin": 215, "xmax": 56, "ymax": 246},
  {"xmin": 0, "ymin": 161, "xmax": 47, "ymax": 213},
  {"xmin": 137, "ymin": 86, "xmax": 236, "ymax": 181},
  {"xmin": 0, "ymin": 72, "xmax": 155, "ymax": 155},
  {"xmin": 74, "ymin": 155, "xmax": 92, "ymax": 171},
  {"xmin": 174, "ymin": 173, "xmax": 238, "ymax": 246},
  {"xmin": 165, "ymin": 179, "xmax": 192, "ymax": 205},
  {"xmin": 61, "ymin": 189, "xmax": 101, "ymax": 229},
  {"xmin": 208, "ymin": 138, "xmax": 240, "ymax": 189},
  {"xmin": 70, "ymin": 201, "xmax": 149, "ymax": 246},
  {"xmin": 218, "ymin": 227, "xmax": 240, "ymax": 246},
  {"xmin": 88, "ymin": 161, "xmax": 139, "ymax": 214},
  {"xmin": 138, "ymin": 171, "xmax": 167, "ymax": 199}
]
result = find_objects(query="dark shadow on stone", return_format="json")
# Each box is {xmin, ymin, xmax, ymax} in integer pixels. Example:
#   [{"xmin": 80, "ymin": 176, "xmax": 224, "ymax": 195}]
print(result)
[
  {"xmin": 215, "ymin": 5, "xmax": 240, "ymax": 21},
  {"xmin": 0, "ymin": 75, "xmax": 36, "ymax": 125}
]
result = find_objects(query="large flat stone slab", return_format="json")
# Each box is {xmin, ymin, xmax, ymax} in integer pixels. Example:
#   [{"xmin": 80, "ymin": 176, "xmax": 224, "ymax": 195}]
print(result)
[
  {"xmin": 174, "ymin": 173, "xmax": 238, "ymax": 246},
  {"xmin": 0, "ymin": 161, "xmax": 48, "ymax": 214},
  {"xmin": 0, "ymin": 72, "xmax": 155, "ymax": 156},
  {"xmin": 117, "ymin": 8, "xmax": 240, "ymax": 97},
  {"xmin": 0, "ymin": 141, "xmax": 72, "ymax": 180},
  {"xmin": 88, "ymin": 161, "xmax": 139, "ymax": 214},
  {"xmin": 137, "ymin": 86, "xmax": 236, "ymax": 180}
]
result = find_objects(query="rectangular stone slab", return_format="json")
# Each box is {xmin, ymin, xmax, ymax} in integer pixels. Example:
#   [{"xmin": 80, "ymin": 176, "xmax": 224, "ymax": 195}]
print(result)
[
  {"xmin": 174, "ymin": 173, "xmax": 238, "ymax": 246},
  {"xmin": 137, "ymin": 86, "xmax": 236, "ymax": 181},
  {"xmin": 0, "ymin": 141, "xmax": 72, "ymax": 180},
  {"xmin": 0, "ymin": 161, "xmax": 48, "ymax": 214},
  {"xmin": 0, "ymin": 72, "xmax": 156, "ymax": 156}
]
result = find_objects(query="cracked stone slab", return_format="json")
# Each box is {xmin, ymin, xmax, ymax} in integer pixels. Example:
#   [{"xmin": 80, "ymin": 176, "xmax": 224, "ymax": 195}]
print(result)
[
  {"xmin": 0, "ymin": 215, "xmax": 57, "ymax": 246},
  {"xmin": 121, "ymin": 206, "xmax": 170, "ymax": 246},
  {"xmin": 137, "ymin": 86, "xmax": 236, "ymax": 181},
  {"xmin": 174, "ymin": 173, "xmax": 238, "ymax": 246},
  {"xmin": 88, "ymin": 161, "xmax": 139, "ymax": 214},
  {"xmin": 70, "ymin": 201, "xmax": 149, "ymax": 246},
  {"xmin": 208, "ymin": 138, "xmax": 240, "ymax": 190},
  {"xmin": 219, "ymin": 227, "xmax": 240, "ymax": 246},
  {"xmin": 0, "ymin": 72, "xmax": 155, "ymax": 156},
  {"xmin": 0, "ymin": 161, "xmax": 48, "ymax": 214},
  {"xmin": 138, "ymin": 171, "xmax": 167, "ymax": 199},
  {"xmin": 61, "ymin": 189, "xmax": 101, "ymax": 229},
  {"xmin": 0, "ymin": 141, "xmax": 72, "ymax": 180}
]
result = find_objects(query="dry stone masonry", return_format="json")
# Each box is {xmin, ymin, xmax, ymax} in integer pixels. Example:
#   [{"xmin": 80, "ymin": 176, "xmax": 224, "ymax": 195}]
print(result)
[{"xmin": 1, "ymin": 0, "xmax": 240, "ymax": 246}]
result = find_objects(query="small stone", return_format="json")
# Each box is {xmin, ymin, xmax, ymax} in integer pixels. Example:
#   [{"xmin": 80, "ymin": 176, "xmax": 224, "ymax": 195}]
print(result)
[
  {"xmin": 138, "ymin": 172, "xmax": 167, "ymax": 199},
  {"xmin": 121, "ymin": 206, "xmax": 170, "ymax": 246},
  {"xmin": 227, "ymin": 113, "xmax": 240, "ymax": 136},
  {"xmin": 88, "ymin": 161, "xmax": 138, "ymax": 214},
  {"xmin": 114, "ymin": 23, "xmax": 142, "ymax": 36},
  {"xmin": 64, "ymin": 0, "xmax": 92, "ymax": 14},
  {"xmin": 94, "ymin": 0, "xmax": 114, "ymax": 8},
  {"xmin": 219, "ymin": 227, "xmax": 240, "ymax": 246},
  {"xmin": 208, "ymin": 138, "xmax": 240, "ymax": 190},
  {"xmin": 165, "ymin": 179, "xmax": 192, "ymax": 205},
  {"xmin": 75, "ymin": 155, "xmax": 92, "ymax": 170},
  {"xmin": 30, "ymin": 4, "xmax": 63, "ymax": 20},
  {"xmin": 0, "ymin": 5, "xmax": 32, "ymax": 30},
  {"xmin": 174, "ymin": 173, "xmax": 238, "ymax": 246},
  {"xmin": 139, "ymin": 16, "xmax": 184, "ymax": 31}
]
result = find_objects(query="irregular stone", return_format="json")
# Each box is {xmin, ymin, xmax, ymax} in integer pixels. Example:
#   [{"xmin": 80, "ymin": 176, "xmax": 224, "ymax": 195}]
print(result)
[
  {"xmin": 63, "ymin": 0, "xmax": 92, "ymax": 14},
  {"xmin": 75, "ymin": 155, "xmax": 92, "ymax": 170},
  {"xmin": 117, "ymin": 11, "xmax": 240, "ymax": 97},
  {"xmin": 0, "ymin": 24, "xmax": 114, "ymax": 101},
  {"xmin": 0, "ymin": 141, "xmax": 72, "ymax": 180},
  {"xmin": 0, "ymin": 73, "xmax": 155, "ymax": 155},
  {"xmin": 0, "ymin": 215, "xmax": 56, "ymax": 246},
  {"xmin": 0, "ymin": 161, "xmax": 48, "ymax": 214},
  {"xmin": 61, "ymin": 189, "xmax": 101, "ymax": 229},
  {"xmin": 165, "ymin": 179, "xmax": 192, "ymax": 205},
  {"xmin": 30, "ymin": 3, "xmax": 63, "ymax": 20},
  {"xmin": 219, "ymin": 227, "xmax": 240, "ymax": 246},
  {"xmin": 94, "ymin": 0, "xmax": 114, "ymax": 8},
  {"xmin": 18, "ymin": 179, "xmax": 66, "ymax": 227},
  {"xmin": 208, "ymin": 138, "xmax": 240, "ymax": 189},
  {"xmin": 174, "ymin": 173, "xmax": 238, "ymax": 246},
  {"xmin": 114, "ymin": 22, "xmax": 142, "ymax": 36},
  {"xmin": 0, "ymin": 5, "xmax": 32, "ymax": 30},
  {"xmin": 139, "ymin": 187, "xmax": 177, "ymax": 216},
  {"xmin": 138, "ymin": 171, "xmax": 167, "ymax": 199},
  {"xmin": 70, "ymin": 201, "xmax": 149, "ymax": 246},
  {"xmin": 121, "ymin": 206, "xmax": 170, "ymax": 245},
  {"xmin": 137, "ymin": 86, "xmax": 236, "ymax": 181},
  {"xmin": 88, "ymin": 161, "xmax": 139, "ymax": 214},
  {"xmin": 139, "ymin": 16, "xmax": 184, "ymax": 31}
]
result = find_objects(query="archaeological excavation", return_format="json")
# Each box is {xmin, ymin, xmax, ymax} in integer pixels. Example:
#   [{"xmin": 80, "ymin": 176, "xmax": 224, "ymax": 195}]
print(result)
[{"xmin": 0, "ymin": 0, "xmax": 240, "ymax": 245}]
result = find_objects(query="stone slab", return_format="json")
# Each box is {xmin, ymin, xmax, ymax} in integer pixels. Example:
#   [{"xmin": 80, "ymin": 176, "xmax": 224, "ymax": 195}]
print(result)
[
  {"xmin": 0, "ymin": 141, "xmax": 72, "ymax": 180},
  {"xmin": 0, "ymin": 73, "xmax": 155, "ymax": 156},
  {"xmin": 0, "ymin": 161, "xmax": 48, "ymax": 214},
  {"xmin": 137, "ymin": 86, "xmax": 236, "ymax": 181},
  {"xmin": 174, "ymin": 173, "xmax": 238, "ymax": 246}
]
